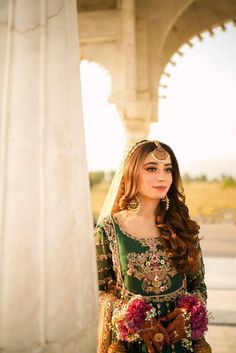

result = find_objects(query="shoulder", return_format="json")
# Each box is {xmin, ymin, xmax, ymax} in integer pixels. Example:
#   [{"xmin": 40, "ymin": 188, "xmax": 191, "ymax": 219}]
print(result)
[
  {"xmin": 98, "ymin": 214, "xmax": 114, "ymax": 228},
  {"xmin": 95, "ymin": 214, "xmax": 115, "ymax": 238},
  {"xmin": 113, "ymin": 210, "xmax": 127, "ymax": 224},
  {"xmin": 94, "ymin": 215, "xmax": 113, "ymax": 246}
]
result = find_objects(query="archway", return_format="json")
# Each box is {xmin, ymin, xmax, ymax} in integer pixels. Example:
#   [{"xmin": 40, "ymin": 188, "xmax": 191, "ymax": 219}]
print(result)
[{"xmin": 80, "ymin": 60, "xmax": 125, "ymax": 171}]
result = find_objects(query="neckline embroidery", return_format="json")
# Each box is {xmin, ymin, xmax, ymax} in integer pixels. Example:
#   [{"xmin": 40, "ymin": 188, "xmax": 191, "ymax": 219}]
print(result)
[
  {"xmin": 112, "ymin": 215, "xmax": 161, "ymax": 246},
  {"xmin": 112, "ymin": 215, "xmax": 177, "ymax": 294},
  {"xmin": 102, "ymin": 215, "xmax": 185, "ymax": 298}
]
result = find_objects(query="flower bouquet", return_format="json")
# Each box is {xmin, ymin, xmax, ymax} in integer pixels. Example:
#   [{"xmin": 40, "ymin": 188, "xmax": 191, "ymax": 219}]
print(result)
[
  {"xmin": 178, "ymin": 294, "xmax": 209, "ymax": 340},
  {"xmin": 177, "ymin": 294, "xmax": 212, "ymax": 352},
  {"xmin": 111, "ymin": 295, "xmax": 156, "ymax": 342}
]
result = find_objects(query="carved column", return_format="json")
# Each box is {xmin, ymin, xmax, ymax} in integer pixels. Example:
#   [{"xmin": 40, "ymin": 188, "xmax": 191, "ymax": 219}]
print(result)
[
  {"xmin": 111, "ymin": 0, "xmax": 154, "ymax": 145},
  {"xmin": 0, "ymin": 1, "xmax": 97, "ymax": 352}
]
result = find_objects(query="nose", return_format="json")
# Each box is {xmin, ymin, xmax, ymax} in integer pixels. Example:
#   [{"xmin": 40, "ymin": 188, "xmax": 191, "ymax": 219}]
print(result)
[{"xmin": 156, "ymin": 170, "xmax": 166, "ymax": 181}]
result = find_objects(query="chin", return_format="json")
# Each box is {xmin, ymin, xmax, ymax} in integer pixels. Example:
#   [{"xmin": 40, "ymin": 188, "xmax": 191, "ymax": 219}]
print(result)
[{"xmin": 149, "ymin": 195, "xmax": 162, "ymax": 201}]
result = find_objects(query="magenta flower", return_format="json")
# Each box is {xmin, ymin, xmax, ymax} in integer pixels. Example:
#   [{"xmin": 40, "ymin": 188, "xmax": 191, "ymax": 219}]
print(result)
[
  {"xmin": 178, "ymin": 294, "xmax": 209, "ymax": 340},
  {"xmin": 112, "ymin": 296, "xmax": 156, "ymax": 342},
  {"xmin": 117, "ymin": 320, "xmax": 129, "ymax": 340}
]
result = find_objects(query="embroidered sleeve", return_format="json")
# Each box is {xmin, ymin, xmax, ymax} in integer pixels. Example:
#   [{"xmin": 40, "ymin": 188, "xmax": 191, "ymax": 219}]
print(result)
[
  {"xmin": 95, "ymin": 223, "xmax": 119, "ymax": 352},
  {"xmin": 95, "ymin": 224, "xmax": 116, "ymax": 292},
  {"xmin": 186, "ymin": 245, "xmax": 207, "ymax": 303}
]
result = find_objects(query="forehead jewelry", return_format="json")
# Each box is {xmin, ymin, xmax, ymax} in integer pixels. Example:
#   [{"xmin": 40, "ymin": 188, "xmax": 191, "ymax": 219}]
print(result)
[
  {"xmin": 119, "ymin": 140, "xmax": 148, "ymax": 171},
  {"xmin": 120, "ymin": 140, "xmax": 170, "ymax": 171},
  {"xmin": 151, "ymin": 141, "xmax": 170, "ymax": 162}
]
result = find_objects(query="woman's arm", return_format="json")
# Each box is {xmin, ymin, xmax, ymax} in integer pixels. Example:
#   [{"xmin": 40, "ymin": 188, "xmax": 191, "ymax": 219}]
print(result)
[
  {"xmin": 95, "ymin": 224, "xmax": 116, "ymax": 293},
  {"xmin": 186, "ymin": 244, "xmax": 207, "ymax": 302},
  {"xmin": 166, "ymin": 244, "xmax": 208, "ymax": 346},
  {"xmin": 95, "ymin": 224, "xmax": 118, "ymax": 353}
]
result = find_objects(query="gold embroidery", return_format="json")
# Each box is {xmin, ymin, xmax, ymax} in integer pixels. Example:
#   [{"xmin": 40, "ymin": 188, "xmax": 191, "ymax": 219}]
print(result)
[
  {"xmin": 102, "ymin": 216, "xmax": 123, "ymax": 291},
  {"xmin": 98, "ymin": 266, "xmax": 110, "ymax": 273},
  {"xmin": 127, "ymin": 240, "xmax": 177, "ymax": 294},
  {"xmin": 101, "ymin": 215, "xmax": 186, "ymax": 299},
  {"xmin": 121, "ymin": 278, "xmax": 187, "ymax": 302},
  {"xmin": 98, "ymin": 276, "xmax": 113, "ymax": 286},
  {"xmin": 97, "ymin": 253, "xmax": 112, "ymax": 261},
  {"xmin": 97, "ymin": 292, "xmax": 117, "ymax": 353}
]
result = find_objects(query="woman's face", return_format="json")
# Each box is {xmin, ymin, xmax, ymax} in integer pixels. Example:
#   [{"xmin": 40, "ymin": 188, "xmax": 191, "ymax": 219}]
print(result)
[{"xmin": 137, "ymin": 151, "xmax": 173, "ymax": 201}]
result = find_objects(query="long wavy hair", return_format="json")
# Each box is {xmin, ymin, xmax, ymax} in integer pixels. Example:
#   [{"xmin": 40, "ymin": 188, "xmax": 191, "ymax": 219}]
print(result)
[{"xmin": 112, "ymin": 140, "xmax": 200, "ymax": 274}]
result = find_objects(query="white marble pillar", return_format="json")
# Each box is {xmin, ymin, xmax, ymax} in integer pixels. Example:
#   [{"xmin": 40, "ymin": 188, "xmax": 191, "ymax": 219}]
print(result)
[
  {"xmin": 114, "ymin": 0, "xmax": 153, "ymax": 145},
  {"xmin": 121, "ymin": 0, "xmax": 136, "ymax": 98},
  {"xmin": 0, "ymin": 1, "xmax": 98, "ymax": 352},
  {"xmin": 123, "ymin": 117, "xmax": 151, "ymax": 146}
]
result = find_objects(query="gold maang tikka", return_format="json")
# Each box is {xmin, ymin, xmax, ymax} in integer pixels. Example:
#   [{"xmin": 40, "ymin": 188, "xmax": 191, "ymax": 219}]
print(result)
[{"xmin": 151, "ymin": 141, "xmax": 170, "ymax": 162}]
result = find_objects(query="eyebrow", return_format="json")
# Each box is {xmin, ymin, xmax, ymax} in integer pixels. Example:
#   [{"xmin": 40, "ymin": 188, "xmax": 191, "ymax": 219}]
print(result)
[{"xmin": 143, "ymin": 162, "xmax": 172, "ymax": 167}]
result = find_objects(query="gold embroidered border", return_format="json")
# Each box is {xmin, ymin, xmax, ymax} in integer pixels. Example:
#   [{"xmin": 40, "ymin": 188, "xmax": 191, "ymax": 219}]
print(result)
[
  {"xmin": 97, "ymin": 253, "xmax": 112, "ymax": 261},
  {"xmin": 97, "ymin": 292, "xmax": 116, "ymax": 353},
  {"xmin": 121, "ymin": 276, "xmax": 187, "ymax": 302},
  {"xmin": 98, "ymin": 276, "xmax": 113, "ymax": 286},
  {"xmin": 98, "ymin": 266, "xmax": 110, "ymax": 273},
  {"xmin": 102, "ymin": 216, "xmax": 123, "ymax": 291}
]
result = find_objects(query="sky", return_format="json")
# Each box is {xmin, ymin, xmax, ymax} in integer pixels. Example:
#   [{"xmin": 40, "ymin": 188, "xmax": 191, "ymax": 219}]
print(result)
[{"xmin": 80, "ymin": 22, "xmax": 236, "ymax": 178}]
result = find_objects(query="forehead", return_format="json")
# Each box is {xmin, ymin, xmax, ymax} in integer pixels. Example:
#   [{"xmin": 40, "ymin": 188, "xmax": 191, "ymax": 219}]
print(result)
[{"xmin": 143, "ymin": 151, "xmax": 172, "ymax": 165}]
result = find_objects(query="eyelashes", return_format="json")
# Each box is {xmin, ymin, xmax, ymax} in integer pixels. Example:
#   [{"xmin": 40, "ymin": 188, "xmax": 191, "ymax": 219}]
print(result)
[{"xmin": 145, "ymin": 167, "xmax": 173, "ymax": 173}]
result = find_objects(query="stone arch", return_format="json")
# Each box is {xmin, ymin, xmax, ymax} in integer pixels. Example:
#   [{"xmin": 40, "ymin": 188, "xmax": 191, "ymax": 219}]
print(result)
[
  {"xmin": 77, "ymin": 0, "xmax": 236, "ymax": 143},
  {"xmin": 80, "ymin": 59, "xmax": 111, "ymax": 82},
  {"xmin": 159, "ymin": 0, "xmax": 236, "ymax": 83},
  {"xmin": 80, "ymin": 59, "xmax": 115, "ymax": 112},
  {"xmin": 79, "ymin": 33, "xmax": 119, "ymax": 96},
  {"xmin": 159, "ymin": 20, "xmax": 236, "ymax": 97}
]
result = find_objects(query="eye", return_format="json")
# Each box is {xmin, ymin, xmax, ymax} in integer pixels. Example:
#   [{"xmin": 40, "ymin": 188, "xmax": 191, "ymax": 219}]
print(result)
[
  {"xmin": 146, "ymin": 167, "xmax": 157, "ymax": 172},
  {"xmin": 165, "ymin": 168, "xmax": 173, "ymax": 173}
]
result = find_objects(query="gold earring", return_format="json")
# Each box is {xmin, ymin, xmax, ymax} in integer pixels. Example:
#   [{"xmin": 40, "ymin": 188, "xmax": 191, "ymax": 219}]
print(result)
[
  {"xmin": 127, "ymin": 196, "xmax": 141, "ymax": 214},
  {"xmin": 161, "ymin": 195, "xmax": 169, "ymax": 211}
]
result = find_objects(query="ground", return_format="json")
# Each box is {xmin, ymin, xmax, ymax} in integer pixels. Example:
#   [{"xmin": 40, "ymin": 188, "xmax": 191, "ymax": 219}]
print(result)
[{"xmin": 200, "ymin": 223, "xmax": 236, "ymax": 353}]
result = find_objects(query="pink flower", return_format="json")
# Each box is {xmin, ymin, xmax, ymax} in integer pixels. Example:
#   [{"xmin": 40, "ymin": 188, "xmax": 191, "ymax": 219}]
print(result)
[
  {"xmin": 117, "ymin": 320, "xmax": 129, "ymax": 340},
  {"xmin": 178, "ymin": 294, "xmax": 209, "ymax": 340},
  {"xmin": 112, "ymin": 296, "xmax": 156, "ymax": 342}
]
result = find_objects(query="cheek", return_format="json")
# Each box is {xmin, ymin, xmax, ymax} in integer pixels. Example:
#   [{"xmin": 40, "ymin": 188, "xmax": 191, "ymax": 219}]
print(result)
[{"xmin": 138, "ymin": 175, "xmax": 150, "ymax": 190}]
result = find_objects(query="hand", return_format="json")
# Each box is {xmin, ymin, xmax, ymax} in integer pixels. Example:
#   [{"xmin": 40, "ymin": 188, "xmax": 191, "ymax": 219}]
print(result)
[
  {"xmin": 139, "ymin": 319, "xmax": 170, "ymax": 353},
  {"xmin": 164, "ymin": 308, "xmax": 189, "ymax": 345}
]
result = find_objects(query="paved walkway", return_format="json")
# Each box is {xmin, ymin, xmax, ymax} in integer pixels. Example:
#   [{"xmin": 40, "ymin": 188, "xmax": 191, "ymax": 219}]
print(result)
[
  {"xmin": 199, "ymin": 225, "xmax": 236, "ymax": 353},
  {"xmin": 206, "ymin": 325, "xmax": 236, "ymax": 353},
  {"xmin": 199, "ymin": 223, "xmax": 236, "ymax": 352},
  {"xmin": 205, "ymin": 257, "xmax": 236, "ymax": 352}
]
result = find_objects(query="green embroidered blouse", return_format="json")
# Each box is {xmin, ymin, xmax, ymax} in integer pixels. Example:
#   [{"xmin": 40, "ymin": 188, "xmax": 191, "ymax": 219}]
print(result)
[{"xmin": 95, "ymin": 215, "xmax": 207, "ymax": 353}]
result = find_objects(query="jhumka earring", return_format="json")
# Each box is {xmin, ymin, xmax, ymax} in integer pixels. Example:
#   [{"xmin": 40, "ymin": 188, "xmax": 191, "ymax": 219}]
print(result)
[
  {"xmin": 127, "ymin": 196, "xmax": 141, "ymax": 214},
  {"xmin": 161, "ymin": 195, "xmax": 170, "ymax": 211}
]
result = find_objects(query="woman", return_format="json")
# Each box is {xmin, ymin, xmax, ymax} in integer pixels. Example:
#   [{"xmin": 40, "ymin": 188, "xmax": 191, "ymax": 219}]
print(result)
[{"xmin": 95, "ymin": 140, "xmax": 210, "ymax": 353}]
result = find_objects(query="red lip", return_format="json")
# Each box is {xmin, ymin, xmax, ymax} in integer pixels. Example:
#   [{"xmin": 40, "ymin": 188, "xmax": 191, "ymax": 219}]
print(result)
[{"xmin": 153, "ymin": 186, "xmax": 167, "ymax": 191}]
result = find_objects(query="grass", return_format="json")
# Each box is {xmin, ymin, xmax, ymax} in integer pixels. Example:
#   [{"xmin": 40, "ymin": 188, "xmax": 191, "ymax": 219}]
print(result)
[
  {"xmin": 91, "ymin": 181, "xmax": 110, "ymax": 222},
  {"xmin": 90, "ymin": 180, "xmax": 236, "ymax": 224},
  {"xmin": 183, "ymin": 181, "xmax": 236, "ymax": 222}
]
